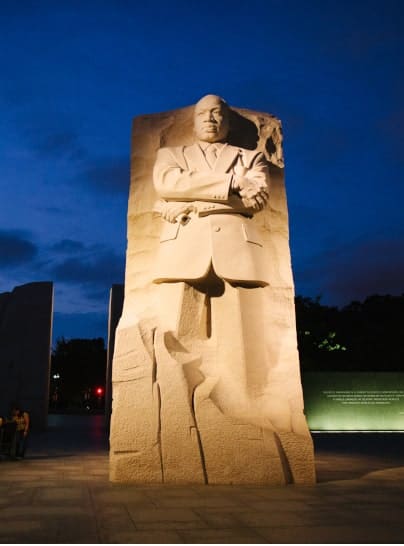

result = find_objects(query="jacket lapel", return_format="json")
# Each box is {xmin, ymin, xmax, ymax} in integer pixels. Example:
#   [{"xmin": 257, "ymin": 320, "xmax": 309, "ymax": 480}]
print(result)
[
  {"xmin": 184, "ymin": 142, "xmax": 241, "ymax": 172},
  {"xmin": 214, "ymin": 144, "xmax": 240, "ymax": 173},
  {"xmin": 184, "ymin": 143, "xmax": 210, "ymax": 170}
]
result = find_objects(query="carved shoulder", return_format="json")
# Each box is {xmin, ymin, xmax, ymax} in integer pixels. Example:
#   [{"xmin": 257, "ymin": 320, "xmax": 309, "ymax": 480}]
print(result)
[
  {"xmin": 239, "ymin": 148, "xmax": 266, "ymax": 169},
  {"xmin": 156, "ymin": 146, "xmax": 187, "ymax": 170}
]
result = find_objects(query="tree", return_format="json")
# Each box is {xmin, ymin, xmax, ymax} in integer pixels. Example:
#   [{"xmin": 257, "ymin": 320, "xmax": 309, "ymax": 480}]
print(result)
[
  {"xmin": 295, "ymin": 296, "xmax": 347, "ymax": 371},
  {"xmin": 295, "ymin": 294, "xmax": 404, "ymax": 372},
  {"xmin": 50, "ymin": 337, "xmax": 106, "ymax": 411},
  {"xmin": 340, "ymin": 295, "xmax": 404, "ymax": 371}
]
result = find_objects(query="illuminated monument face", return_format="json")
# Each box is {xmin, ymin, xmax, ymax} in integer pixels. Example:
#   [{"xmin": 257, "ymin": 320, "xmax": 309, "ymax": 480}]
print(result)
[
  {"xmin": 193, "ymin": 94, "xmax": 230, "ymax": 143},
  {"xmin": 109, "ymin": 95, "xmax": 316, "ymax": 485}
]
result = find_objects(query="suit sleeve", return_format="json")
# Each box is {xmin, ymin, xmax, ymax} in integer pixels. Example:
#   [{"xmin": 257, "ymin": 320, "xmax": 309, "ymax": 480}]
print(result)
[
  {"xmin": 153, "ymin": 147, "xmax": 233, "ymax": 202},
  {"xmin": 195, "ymin": 196, "xmax": 254, "ymax": 217},
  {"xmin": 242, "ymin": 151, "xmax": 270, "ymax": 191}
]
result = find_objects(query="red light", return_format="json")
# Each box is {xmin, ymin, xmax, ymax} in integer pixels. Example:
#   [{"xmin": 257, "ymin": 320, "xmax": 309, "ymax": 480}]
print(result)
[{"xmin": 96, "ymin": 387, "xmax": 104, "ymax": 396}]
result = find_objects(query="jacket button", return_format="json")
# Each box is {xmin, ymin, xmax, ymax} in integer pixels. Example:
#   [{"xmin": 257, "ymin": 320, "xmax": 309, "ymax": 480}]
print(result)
[{"xmin": 214, "ymin": 226, "xmax": 221, "ymax": 232}]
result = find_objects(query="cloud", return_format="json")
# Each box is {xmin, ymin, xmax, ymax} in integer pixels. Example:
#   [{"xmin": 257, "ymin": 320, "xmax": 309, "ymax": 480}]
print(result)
[
  {"xmin": 49, "ymin": 248, "xmax": 125, "ymax": 290},
  {"xmin": 81, "ymin": 157, "xmax": 129, "ymax": 194},
  {"xmin": 37, "ymin": 206, "xmax": 70, "ymax": 215},
  {"xmin": 25, "ymin": 125, "xmax": 87, "ymax": 161},
  {"xmin": 32, "ymin": 130, "xmax": 87, "ymax": 160},
  {"xmin": 0, "ymin": 230, "xmax": 38, "ymax": 267},
  {"xmin": 21, "ymin": 119, "xmax": 129, "ymax": 196},
  {"xmin": 51, "ymin": 239, "xmax": 85, "ymax": 254},
  {"xmin": 296, "ymin": 235, "xmax": 404, "ymax": 306}
]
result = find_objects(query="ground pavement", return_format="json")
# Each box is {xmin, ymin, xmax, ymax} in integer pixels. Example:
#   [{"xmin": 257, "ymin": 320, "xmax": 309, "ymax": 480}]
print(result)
[{"xmin": 0, "ymin": 414, "xmax": 404, "ymax": 543}]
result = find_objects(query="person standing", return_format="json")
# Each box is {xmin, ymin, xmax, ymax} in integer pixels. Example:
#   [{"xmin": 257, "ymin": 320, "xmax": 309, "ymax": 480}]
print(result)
[{"xmin": 11, "ymin": 407, "xmax": 30, "ymax": 459}]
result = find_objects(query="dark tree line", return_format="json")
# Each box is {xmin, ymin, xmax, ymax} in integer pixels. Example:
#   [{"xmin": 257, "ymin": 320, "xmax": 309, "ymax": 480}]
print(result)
[
  {"xmin": 50, "ymin": 337, "xmax": 106, "ymax": 411},
  {"xmin": 49, "ymin": 293, "xmax": 404, "ymax": 410},
  {"xmin": 296, "ymin": 294, "xmax": 404, "ymax": 372}
]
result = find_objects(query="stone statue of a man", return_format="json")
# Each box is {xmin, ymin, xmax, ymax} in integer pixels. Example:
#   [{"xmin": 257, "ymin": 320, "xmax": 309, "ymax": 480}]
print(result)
[
  {"xmin": 109, "ymin": 94, "xmax": 315, "ymax": 485},
  {"xmin": 153, "ymin": 94, "xmax": 271, "ymax": 286},
  {"xmin": 151, "ymin": 94, "xmax": 287, "ymax": 429}
]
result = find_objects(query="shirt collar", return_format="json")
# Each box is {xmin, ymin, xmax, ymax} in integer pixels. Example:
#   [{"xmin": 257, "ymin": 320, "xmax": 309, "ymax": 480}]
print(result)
[{"xmin": 197, "ymin": 140, "xmax": 225, "ymax": 152}]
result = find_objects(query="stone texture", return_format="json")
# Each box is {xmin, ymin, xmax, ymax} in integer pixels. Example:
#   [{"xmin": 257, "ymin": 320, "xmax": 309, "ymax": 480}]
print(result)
[
  {"xmin": 109, "ymin": 98, "xmax": 315, "ymax": 484},
  {"xmin": 194, "ymin": 378, "xmax": 286, "ymax": 485},
  {"xmin": 2, "ymin": 416, "xmax": 404, "ymax": 544},
  {"xmin": 0, "ymin": 281, "xmax": 53, "ymax": 429},
  {"xmin": 105, "ymin": 284, "xmax": 124, "ymax": 430}
]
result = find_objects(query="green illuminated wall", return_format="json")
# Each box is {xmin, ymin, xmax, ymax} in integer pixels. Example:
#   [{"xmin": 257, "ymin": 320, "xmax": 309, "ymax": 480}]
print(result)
[{"xmin": 302, "ymin": 373, "xmax": 404, "ymax": 431}]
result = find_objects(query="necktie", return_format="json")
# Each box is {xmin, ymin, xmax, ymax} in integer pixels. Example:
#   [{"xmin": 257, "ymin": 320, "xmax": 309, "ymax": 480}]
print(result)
[{"xmin": 205, "ymin": 144, "xmax": 217, "ymax": 168}]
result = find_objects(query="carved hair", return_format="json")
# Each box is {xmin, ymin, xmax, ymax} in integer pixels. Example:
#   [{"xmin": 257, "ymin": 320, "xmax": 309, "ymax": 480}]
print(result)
[{"xmin": 195, "ymin": 94, "xmax": 229, "ymax": 111}]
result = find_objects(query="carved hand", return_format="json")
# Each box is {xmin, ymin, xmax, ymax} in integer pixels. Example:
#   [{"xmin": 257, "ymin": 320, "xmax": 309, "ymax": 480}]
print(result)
[
  {"xmin": 160, "ymin": 202, "xmax": 195, "ymax": 223},
  {"xmin": 233, "ymin": 176, "xmax": 269, "ymax": 211}
]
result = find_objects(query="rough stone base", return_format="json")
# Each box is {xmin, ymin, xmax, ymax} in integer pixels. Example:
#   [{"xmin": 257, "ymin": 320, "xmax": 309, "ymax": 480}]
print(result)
[{"xmin": 110, "ymin": 320, "xmax": 315, "ymax": 485}]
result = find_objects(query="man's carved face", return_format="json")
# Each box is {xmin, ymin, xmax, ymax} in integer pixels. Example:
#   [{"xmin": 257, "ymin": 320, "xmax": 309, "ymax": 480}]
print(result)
[{"xmin": 194, "ymin": 95, "xmax": 230, "ymax": 143}]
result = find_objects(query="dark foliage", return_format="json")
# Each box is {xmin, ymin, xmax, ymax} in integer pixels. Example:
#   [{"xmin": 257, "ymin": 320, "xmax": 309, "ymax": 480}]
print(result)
[
  {"xmin": 296, "ymin": 294, "xmax": 404, "ymax": 372},
  {"xmin": 50, "ymin": 337, "xmax": 106, "ymax": 410}
]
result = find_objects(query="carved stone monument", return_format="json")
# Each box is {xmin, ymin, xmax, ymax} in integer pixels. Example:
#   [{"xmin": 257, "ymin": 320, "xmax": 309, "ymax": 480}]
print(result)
[
  {"xmin": 109, "ymin": 95, "xmax": 316, "ymax": 485},
  {"xmin": 0, "ymin": 281, "xmax": 53, "ymax": 429},
  {"xmin": 105, "ymin": 284, "xmax": 124, "ymax": 430}
]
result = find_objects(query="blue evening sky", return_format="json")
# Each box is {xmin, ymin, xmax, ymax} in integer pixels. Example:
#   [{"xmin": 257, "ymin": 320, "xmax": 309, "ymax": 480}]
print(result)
[{"xmin": 1, "ymin": 0, "xmax": 403, "ymax": 343}]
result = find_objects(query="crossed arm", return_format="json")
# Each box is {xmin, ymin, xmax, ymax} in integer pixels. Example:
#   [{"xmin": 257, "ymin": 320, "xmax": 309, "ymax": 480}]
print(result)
[{"xmin": 153, "ymin": 147, "xmax": 270, "ymax": 222}]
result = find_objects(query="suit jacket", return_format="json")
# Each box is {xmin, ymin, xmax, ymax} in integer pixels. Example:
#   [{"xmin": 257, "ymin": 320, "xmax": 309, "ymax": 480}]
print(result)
[{"xmin": 152, "ymin": 142, "xmax": 270, "ymax": 286}]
